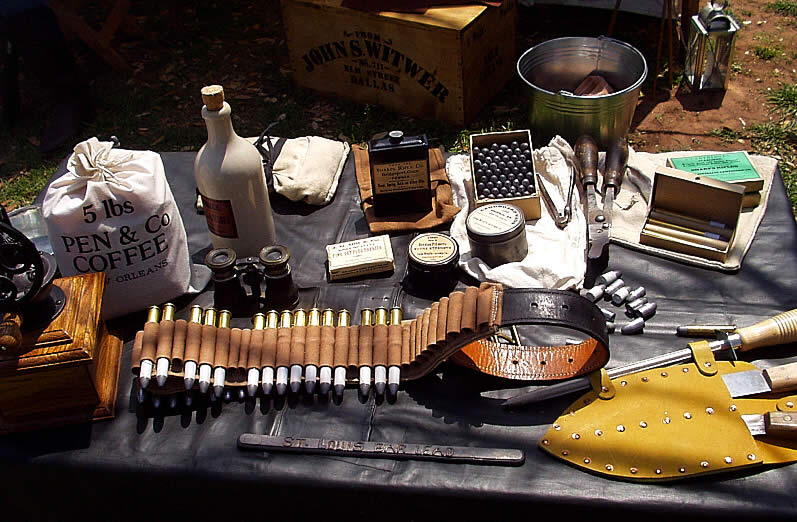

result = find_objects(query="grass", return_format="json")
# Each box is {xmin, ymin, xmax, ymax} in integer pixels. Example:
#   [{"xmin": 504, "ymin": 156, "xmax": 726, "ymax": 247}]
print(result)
[
  {"xmin": 748, "ymin": 121, "xmax": 797, "ymax": 214},
  {"xmin": 753, "ymin": 45, "xmax": 781, "ymax": 60},
  {"xmin": 767, "ymin": 0, "xmax": 797, "ymax": 17},
  {"xmin": 768, "ymin": 82, "xmax": 797, "ymax": 117}
]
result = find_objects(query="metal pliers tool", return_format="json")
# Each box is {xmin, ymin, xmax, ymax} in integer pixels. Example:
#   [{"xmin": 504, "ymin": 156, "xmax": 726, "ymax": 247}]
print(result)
[{"xmin": 575, "ymin": 135, "xmax": 628, "ymax": 259}]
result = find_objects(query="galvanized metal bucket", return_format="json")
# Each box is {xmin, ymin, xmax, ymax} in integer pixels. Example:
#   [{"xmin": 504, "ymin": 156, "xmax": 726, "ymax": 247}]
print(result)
[{"xmin": 517, "ymin": 37, "xmax": 647, "ymax": 148}]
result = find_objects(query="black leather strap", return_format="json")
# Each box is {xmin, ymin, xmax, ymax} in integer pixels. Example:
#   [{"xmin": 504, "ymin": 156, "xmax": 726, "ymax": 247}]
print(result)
[{"xmin": 500, "ymin": 288, "xmax": 609, "ymax": 350}]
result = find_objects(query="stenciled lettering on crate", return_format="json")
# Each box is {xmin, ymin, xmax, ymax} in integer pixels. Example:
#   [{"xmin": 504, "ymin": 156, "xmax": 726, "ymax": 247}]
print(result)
[{"xmin": 281, "ymin": 0, "xmax": 518, "ymax": 126}]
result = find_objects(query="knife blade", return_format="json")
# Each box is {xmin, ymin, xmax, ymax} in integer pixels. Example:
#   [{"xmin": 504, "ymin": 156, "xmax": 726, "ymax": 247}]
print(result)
[
  {"xmin": 721, "ymin": 361, "xmax": 797, "ymax": 398},
  {"xmin": 501, "ymin": 308, "xmax": 797, "ymax": 409},
  {"xmin": 741, "ymin": 412, "xmax": 797, "ymax": 437}
]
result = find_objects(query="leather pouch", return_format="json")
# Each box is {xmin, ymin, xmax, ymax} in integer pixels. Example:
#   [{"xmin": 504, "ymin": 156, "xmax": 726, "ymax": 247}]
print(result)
[{"xmin": 540, "ymin": 351, "xmax": 797, "ymax": 481}]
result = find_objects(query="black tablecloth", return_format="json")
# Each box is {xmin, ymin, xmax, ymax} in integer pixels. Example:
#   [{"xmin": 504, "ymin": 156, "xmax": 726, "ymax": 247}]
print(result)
[{"xmin": 4, "ymin": 151, "xmax": 797, "ymax": 520}]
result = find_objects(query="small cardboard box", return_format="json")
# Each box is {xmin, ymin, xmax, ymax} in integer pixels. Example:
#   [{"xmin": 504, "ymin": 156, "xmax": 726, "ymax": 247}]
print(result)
[
  {"xmin": 326, "ymin": 234, "xmax": 395, "ymax": 280},
  {"xmin": 280, "ymin": 0, "xmax": 518, "ymax": 126},
  {"xmin": 640, "ymin": 166, "xmax": 745, "ymax": 262},
  {"xmin": 468, "ymin": 130, "xmax": 541, "ymax": 220}
]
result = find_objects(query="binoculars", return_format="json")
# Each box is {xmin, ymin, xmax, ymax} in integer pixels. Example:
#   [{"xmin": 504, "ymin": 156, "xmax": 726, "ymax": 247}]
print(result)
[{"xmin": 204, "ymin": 245, "xmax": 299, "ymax": 313}]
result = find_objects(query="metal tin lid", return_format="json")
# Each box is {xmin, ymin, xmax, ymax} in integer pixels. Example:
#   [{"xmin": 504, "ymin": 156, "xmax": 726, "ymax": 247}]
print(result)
[
  {"xmin": 466, "ymin": 203, "xmax": 526, "ymax": 243},
  {"xmin": 369, "ymin": 131, "xmax": 428, "ymax": 152},
  {"xmin": 408, "ymin": 233, "xmax": 459, "ymax": 268}
]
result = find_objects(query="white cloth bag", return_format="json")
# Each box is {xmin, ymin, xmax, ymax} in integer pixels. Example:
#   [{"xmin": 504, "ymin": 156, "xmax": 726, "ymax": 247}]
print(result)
[{"xmin": 42, "ymin": 138, "xmax": 198, "ymax": 319}]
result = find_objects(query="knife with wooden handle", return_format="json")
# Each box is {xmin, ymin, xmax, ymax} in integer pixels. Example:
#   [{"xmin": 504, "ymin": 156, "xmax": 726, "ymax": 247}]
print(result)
[
  {"xmin": 502, "ymin": 308, "xmax": 797, "ymax": 409},
  {"xmin": 722, "ymin": 361, "xmax": 797, "ymax": 398},
  {"xmin": 741, "ymin": 412, "xmax": 797, "ymax": 437}
]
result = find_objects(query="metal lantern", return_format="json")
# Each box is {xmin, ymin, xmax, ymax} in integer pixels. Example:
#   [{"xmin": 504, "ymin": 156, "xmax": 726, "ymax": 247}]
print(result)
[{"xmin": 684, "ymin": 1, "xmax": 740, "ymax": 91}]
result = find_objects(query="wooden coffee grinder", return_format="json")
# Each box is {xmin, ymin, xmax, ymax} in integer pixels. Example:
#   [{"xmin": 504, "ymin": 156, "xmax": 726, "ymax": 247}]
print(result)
[{"xmin": 0, "ymin": 208, "xmax": 122, "ymax": 433}]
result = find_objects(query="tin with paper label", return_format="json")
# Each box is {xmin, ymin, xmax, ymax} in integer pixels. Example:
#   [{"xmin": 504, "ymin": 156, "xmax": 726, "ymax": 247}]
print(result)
[
  {"xmin": 466, "ymin": 203, "xmax": 528, "ymax": 267},
  {"xmin": 368, "ymin": 131, "xmax": 431, "ymax": 217},
  {"xmin": 406, "ymin": 232, "xmax": 460, "ymax": 296}
]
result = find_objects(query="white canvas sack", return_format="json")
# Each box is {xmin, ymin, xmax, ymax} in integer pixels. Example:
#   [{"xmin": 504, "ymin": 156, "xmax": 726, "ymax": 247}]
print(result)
[{"xmin": 42, "ymin": 138, "xmax": 203, "ymax": 319}]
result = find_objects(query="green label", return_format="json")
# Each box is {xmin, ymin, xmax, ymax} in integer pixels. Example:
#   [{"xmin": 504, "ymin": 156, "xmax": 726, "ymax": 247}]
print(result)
[{"xmin": 668, "ymin": 152, "xmax": 761, "ymax": 185}]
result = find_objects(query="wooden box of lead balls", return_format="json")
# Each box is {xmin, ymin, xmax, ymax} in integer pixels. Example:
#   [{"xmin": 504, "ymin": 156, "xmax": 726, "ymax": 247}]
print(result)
[
  {"xmin": 469, "ymin": 130, "xmax": 541, "ymax": 220},
  {"xmin": 639, "ymin": 166, "xmax": 744, "ymax": 262}
]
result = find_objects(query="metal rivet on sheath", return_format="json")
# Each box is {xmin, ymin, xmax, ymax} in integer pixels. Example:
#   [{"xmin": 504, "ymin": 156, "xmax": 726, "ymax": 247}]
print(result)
[
  {"xmin": 636, "ymin": 302, "xmax": 657, "ymax": 320},
  {"xmin": 584, "ymin": 457, "xmax": 591, "ymax": 464},
  {"xmin": 596, "ymin": 270, "xmax": 621, "ymax": 286},
  {"xmin": 626, "ymin": 297, "xmax": 648, "ymax": 314},
  {"xmin": 630, "ymin": 467, "xmax": 638, "ymax": 474},
  {"xmin": 542, "ymin": 439, "xmax": 550, "ymax": 446},
  {"xmin": 706, "ymin": 407, "xmax": 715, "ymax": 415},
  {"xmin": 604, "ymin": 278, "xmax": 625, "ymax": 297},
  {"xmin": 628, "ymin": 286, "xmax": 646, "ymax": 301},
  {"xmin": 600, "ymin": 308, "xmax": 616, "ymax": 322},
  {"xmin": 787, "ymin": 401, "xmax": 794, "ymax": 408},
  {"xmin": 700, "ymin": 461, "xmax": 709, "ymax": 468},
  {"xmin": 655, "ymin": 468, "xmax": 662, "ymax": 475},
  {"xmin": 584, "ymin": 285, "xmax": 605, "ymax": 302},
  {"xmin": 747, "ymin": 454, "xmax": 756, "ymax": 461},
  {"xmin": 605, "ymin": 464, "xmax": 614, "ymax": 471},
  {"xmin": 679, "ymin": 467, "xmax": 686, "ymax": 473},
  {"xmin": 621, "ymin": 317, "xmax": 644, "ymax": 335},
  {"xmin": 724, "ymin": 457, "xmax": 733, "ymax": 464},
  {"xmin": 611, "ymin": 286, "xmax": 631, "ymax": 305},
  {"xmin": 571, "ymin": 433, "xmax": 580, "ymax": 440}
]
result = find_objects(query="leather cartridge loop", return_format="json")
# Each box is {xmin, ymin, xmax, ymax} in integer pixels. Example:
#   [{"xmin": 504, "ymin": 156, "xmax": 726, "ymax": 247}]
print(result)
[
  {"xmin": 130, "ymin": 284, "xmax": 609, "ymax": 391},
  {"xmin": 453, "ymin": 288, "xmax": 610, "ymax": 381}
]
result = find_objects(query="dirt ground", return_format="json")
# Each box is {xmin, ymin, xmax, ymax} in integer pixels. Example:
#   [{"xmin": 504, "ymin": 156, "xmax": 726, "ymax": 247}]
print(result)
[
  {"xmin": 3, "ymin": 1, "xmax": 796, "ymax": 198},
  {"xmin": 626, "ymin": 0, "xmax": 796, "ymax": 154}
]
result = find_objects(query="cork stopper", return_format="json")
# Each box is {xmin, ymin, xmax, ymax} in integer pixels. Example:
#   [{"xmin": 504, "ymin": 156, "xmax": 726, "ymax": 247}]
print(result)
[{"xmin": 201, "ymin": 85, "xmax": 225, "ymax": 111}]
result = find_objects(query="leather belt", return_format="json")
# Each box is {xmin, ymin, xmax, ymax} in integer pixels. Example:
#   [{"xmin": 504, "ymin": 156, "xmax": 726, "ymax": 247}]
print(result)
[{"xmin": 451, "ymin": 288, "xmax": 610, "ymax": 381}]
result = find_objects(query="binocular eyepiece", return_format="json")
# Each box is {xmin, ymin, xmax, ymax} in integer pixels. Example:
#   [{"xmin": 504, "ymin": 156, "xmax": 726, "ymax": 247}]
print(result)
[{"xmin": 205, "ymin": 245, "xmax": 299, "ymax": 313}]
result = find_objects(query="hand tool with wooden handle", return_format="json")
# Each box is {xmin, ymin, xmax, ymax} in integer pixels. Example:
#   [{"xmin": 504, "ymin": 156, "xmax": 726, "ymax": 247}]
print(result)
[
  {"xmin": 741, "ymin": 411, "xmax": 797, "ymax": 437},
  {"xmin": 722, "ymin": 360, "xmax": 797, "ymax": 398},
  {"xmin": 575, "ymin": 135, "xmax": 606, "ymax": 258},
  {"xmin": 502, "ymin": 308, "xmax": 797, "ymax": 409}
]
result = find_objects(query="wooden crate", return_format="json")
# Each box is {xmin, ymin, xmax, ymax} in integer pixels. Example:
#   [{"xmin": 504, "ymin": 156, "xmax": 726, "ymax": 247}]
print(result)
[
  {"xmin": 0, "ymin": 272, "xmax": 124, "ymax": 433},
  {"xmin": 280, "ymin": 0, "xmax": 518, "ymax": 126}
]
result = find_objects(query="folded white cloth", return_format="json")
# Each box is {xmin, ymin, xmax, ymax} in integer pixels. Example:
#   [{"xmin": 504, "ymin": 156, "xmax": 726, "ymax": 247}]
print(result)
[
  {"xmin": 447, "ymin": 136, "xmax": 587, "ymax": 290},
  {"xmin": 249, "ymin": 135, "xmax": 349, "ymax": 206}
]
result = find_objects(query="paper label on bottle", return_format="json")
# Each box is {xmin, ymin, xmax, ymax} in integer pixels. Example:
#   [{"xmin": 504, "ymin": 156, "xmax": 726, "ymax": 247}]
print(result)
[
  {"xmin": 200, "ymin": 193, "xmax": 238, "ymax": 238},
  {"xmin": 372, "ymin": 160, "xmax": 429, "ymax": 195}
]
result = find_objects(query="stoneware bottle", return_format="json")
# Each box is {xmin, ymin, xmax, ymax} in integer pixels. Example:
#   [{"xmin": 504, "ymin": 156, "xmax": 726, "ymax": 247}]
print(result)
[{"xmin": 194, "ymin": 85, "xmax": 276, "ymax": 257}]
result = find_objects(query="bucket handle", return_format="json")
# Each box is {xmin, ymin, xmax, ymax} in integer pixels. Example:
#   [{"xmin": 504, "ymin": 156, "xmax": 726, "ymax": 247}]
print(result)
[{"xmin": 557, "ymin": 90, "xmax": 576, "ymax": 98}]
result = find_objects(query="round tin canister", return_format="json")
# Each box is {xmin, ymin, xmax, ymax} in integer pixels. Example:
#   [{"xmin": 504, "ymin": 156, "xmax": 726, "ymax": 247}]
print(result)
[
  {"xmin": 516, "ymin": 36, "xmax": 647, "ymax": 148},
  {"xmin": 466, "ymin": 203, "xmax": 528, "ymax": 267},
  {"xmin": 407, "ymin": 232, "xmax": 460, "ymax": 294}
]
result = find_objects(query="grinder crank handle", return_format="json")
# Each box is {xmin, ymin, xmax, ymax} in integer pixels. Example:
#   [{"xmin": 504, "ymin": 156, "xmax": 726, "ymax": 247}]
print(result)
[
  {"xmin": 603, "ymin": 137, "xmax": 628, "ymax": 192},
  {"xmin": 574, "ymin": 135, "xmax": 599, "ymax": 187},
  {"xmin": 0, "ymin": 311, "xmax": 23, "ymax": 355},
  {"xmin": 736, "ymin": 309, "xmax": 797, "ymax": 351}
]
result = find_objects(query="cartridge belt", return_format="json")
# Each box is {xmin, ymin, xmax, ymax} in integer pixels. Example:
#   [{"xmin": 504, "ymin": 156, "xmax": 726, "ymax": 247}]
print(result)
[{"xmin": 131, "ymin": 283, "xmax": 609, "ymax": 393}]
